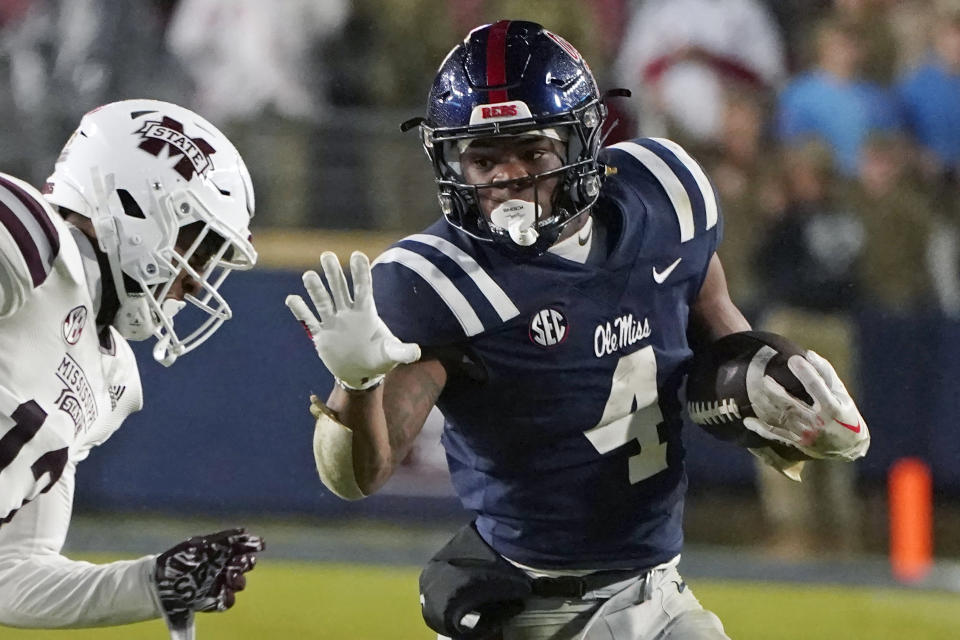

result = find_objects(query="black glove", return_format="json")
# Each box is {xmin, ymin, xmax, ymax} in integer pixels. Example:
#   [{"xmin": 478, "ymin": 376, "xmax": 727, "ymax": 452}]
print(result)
[{"xmin": 154, "ymin": 528, "xmax": 265, "ymax": 629}]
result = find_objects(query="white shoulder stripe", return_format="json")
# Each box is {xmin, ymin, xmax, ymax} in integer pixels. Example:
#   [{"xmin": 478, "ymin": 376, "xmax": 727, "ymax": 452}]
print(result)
[
  {"xmin": 609, "ymin": 141, "xmax": 695, "ymax": 242},
  {"xmin": 374, "ymin": 247, "xmax": 485, "ymax": 337},
  {"xmin": 651, "ymin": 137, "xmax": 718, "ymax": 230},
  {"xmin": 406, "ymin": 234, "xmax": 519, "ymax": 321}
]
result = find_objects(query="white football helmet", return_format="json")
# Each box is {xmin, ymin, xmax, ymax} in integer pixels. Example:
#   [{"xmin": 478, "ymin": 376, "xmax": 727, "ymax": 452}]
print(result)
[{"xmin": 44, "ymin": 99, "xmax": 257, "ymax": 366}]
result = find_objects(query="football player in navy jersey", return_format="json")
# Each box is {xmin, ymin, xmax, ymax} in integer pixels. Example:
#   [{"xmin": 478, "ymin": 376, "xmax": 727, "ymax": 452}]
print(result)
[{"xmin": 287, "ymin": 21, "xmax": 869, "ymax": 640}]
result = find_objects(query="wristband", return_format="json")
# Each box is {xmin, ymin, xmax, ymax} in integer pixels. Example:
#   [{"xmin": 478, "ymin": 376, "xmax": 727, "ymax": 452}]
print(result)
[{"xmin": 335, "ymin": 375, "xmax": 384, "ymax": 392}]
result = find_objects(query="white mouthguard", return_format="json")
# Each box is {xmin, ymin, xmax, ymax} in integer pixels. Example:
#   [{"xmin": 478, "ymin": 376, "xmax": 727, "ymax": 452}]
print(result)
[{"xmin": 490, "ymin": 199, "xmax": 540, "ymax": 246}]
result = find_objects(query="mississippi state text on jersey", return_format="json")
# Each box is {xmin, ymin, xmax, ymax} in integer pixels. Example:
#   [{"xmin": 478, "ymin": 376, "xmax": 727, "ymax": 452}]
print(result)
[
  {"xmin": 0, "ymin": 173, "xmax": 143, "ymax": 527},
  {"xmin": 372, "ymin": 138, "xmax": 720, "ymax": 569}
]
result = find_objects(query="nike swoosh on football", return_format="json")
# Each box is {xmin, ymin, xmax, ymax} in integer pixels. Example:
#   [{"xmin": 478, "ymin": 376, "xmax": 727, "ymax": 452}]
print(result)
[
  {"xmin": 652, "ymin": 257, "xmax": 682, "ymax": 284},
  {"xmin": 835, "ymin": 418, "xmax": 861, "ymax": 433}
]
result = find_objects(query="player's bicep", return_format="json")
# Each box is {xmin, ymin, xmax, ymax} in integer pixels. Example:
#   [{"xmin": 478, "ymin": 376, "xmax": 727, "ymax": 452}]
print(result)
[
  {"xmin": 382, "ymin": 358, "xmax": 447, "ymax": 463},
  {"xmin": 0, "ymin": 244, "xmax": 32, "ymax": 317},
  {"xmin": 690, "ymin": 253, "xmax": 750, "ymax": 343},
  {"xmin": 0, "ymin": 175, "xmax": 62, "ymax": 317}
]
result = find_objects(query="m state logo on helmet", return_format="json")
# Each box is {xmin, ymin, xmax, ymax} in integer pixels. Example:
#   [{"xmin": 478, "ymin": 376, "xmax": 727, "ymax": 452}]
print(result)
[
  {"xmin": 405, "ymin": 20, "xmax": 611, "ymax": 256},
  {"xmin": 136, "ymin": 116, "xmax": 216, "ymax": 180}
]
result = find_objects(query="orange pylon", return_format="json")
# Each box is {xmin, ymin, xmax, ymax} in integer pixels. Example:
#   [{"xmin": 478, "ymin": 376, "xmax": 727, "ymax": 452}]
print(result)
[{"xmin": 889, "ymin": 457, "xmax": 933, "ymax": 582}]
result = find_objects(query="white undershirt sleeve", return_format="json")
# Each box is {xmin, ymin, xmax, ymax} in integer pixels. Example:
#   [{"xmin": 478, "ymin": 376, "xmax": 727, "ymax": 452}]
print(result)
[{"xmin": 0, "ymin": 460, "xmax": 162, "ymax": 628}]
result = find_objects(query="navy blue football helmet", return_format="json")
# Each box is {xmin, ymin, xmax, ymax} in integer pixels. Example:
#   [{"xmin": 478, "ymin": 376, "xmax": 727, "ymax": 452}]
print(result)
[{"xmin": 407, "ymin": 20, "xmax": 609, "ymax": 256}]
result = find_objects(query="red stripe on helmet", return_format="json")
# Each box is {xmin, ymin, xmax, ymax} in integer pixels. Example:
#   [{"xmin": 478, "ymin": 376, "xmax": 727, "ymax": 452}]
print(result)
[{"xmin": 486, "ymin": 20, "xmax": 510, "ymax": 103}]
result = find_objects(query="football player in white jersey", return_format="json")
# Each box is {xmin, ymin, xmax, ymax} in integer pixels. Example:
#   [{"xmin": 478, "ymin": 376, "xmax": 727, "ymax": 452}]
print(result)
[{"xmin": 0, "ymin": 99, "xmax": 264, "ymax": 636}]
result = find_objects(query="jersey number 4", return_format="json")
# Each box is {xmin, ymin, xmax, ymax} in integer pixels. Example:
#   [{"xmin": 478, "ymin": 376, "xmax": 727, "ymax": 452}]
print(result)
[{"xmin": 583, "ymin": 346, "xmax": 667, "ymax": 483}]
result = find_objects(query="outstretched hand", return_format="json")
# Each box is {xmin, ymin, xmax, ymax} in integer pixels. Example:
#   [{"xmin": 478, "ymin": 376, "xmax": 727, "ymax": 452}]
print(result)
[{"xmin": 286, "ymin": 251, "xmax": 421, "ymax": 390}]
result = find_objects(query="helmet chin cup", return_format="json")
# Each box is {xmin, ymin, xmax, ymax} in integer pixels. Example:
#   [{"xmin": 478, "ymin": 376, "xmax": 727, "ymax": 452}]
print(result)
[
  {"xmin": 118, "ymin": 293, "xmax": 188, "ymax": 368},
  {"xmin": 153, "ymin": 344, "xmax": 178, "ymax": 367},
  {"xmin": 490, "ymin": 200, "xmax": 540, "ymax": 247},
  {"xmin": 114, "ymin": 293, "xmax": 162, "ymax": 341}
]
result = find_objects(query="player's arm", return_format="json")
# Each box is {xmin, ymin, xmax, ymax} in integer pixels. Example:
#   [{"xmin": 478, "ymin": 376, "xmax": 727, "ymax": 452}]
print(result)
[
  {"xmin": 0, "ymin": 457, "xmax": 158, "ymax": 628},
  {"xmin": 322, "ymin": 358, "xmax": 446, "ymax": 495},
  {"xmin": 286, "ymin": 251, "xmax": 430, "ymax": 499},
  {"xmin": 687, "ymin": 255, "xmax": 810, "ymax": 479},
  {"xmin": 689, "ymin": 253, "xmax": 751, "ymax": 339},
  {"xmin": 0, "ymin": 462, "xmax": 162, "ymax": 628},
  {"xmin": 0, "ymin": 175, "xmax": 61, "ymax": 318},
  {"xmin": 0, "ymin": 457, "xmax": 263, "ymax": 629},
  {"xmin": 0, "ymin": 246, "xmax": 31, "ymax": 317},
  {"xmin": 690, "ymin": 254, "xmax": 869, "ymax": 466}
]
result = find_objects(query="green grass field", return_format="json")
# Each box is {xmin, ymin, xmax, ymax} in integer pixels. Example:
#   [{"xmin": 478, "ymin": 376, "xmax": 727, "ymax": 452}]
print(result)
[{"xmin": 3, "ymin": 557, "xmax": 958, "ymax": 639}]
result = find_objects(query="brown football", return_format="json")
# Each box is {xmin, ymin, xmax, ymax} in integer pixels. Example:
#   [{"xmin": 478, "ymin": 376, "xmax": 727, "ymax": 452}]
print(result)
[{"xmin": 685, "ymin": 331, "xmax": 813, "ymax": 459}]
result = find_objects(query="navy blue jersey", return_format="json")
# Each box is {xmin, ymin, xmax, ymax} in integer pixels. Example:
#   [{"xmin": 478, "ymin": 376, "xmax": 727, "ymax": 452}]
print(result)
[{"xmin": 372, "ymin": 138, "xmax": 721, "ymax": 570}]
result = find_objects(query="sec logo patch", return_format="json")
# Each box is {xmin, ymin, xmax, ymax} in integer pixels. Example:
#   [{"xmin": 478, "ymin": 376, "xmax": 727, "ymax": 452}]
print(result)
[
  {"xmin": 63, "ymin": 305, "xmax": 88, "ymax": 345},
  {"xmin": 529, "ymin": 308, "xmax": 568, "ymax": 347}
]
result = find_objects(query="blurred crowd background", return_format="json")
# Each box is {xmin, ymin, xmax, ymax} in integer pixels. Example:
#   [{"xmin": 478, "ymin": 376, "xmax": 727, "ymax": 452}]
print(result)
[
  {"xmin": 3, "ymin": 0, "xmax": 959, "ymax": 317},
  {"xmin": 2, "ymin": 0, "xmax": 959, "ymax": 315},
  {"xmin": 2, "ymin": 0, "xmax": 959, "ymax": 562}
]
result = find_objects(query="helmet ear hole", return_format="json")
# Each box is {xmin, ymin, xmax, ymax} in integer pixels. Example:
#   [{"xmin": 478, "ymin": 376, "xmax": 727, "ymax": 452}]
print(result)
[{"xmin": 117, "ymin": 189, "xmax": 145, "ymax": 219}]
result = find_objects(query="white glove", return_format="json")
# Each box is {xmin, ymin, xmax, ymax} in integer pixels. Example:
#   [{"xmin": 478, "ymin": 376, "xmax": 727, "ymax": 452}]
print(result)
[
  {"xmin": 285, "ymin": 251, "xmax": 421, "ymax": 390},
  {"xmin": 744, "ymin": 350, "xmax": 870, "ymax": 461}
]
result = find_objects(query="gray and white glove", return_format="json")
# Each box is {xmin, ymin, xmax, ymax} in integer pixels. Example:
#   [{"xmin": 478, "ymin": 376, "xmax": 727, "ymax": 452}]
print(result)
[
  {"xmin": 154, "ymin": 528, "xmax": 264, "ymax": 632},
  {"xmin": 744, "ymin": 350, "xmax": 870, "ymax": 461},
  {"xmin": 285, "ymin": 251, "xmax": 421, "ymax": 390}
]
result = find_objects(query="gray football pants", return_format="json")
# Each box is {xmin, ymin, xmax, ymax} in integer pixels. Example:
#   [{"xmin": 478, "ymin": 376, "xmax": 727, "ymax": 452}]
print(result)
[{"xmin": 440, "ymin": 565, "xmax": 729, "ymax": 640}]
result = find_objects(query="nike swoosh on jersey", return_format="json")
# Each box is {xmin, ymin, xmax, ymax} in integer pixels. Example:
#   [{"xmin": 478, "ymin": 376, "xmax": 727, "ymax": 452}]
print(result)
[
  {"xmin": 652, "ymin": 257, "xmax": 682, "ymax": 284},
  {"xmin": 835, "ymin": 418, "xmax": 861, "ymax": 433}
]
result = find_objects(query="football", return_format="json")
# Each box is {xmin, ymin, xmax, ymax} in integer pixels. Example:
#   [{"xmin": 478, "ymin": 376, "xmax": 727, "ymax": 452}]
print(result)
[{"xmin": 685, "ymin": 331, "xmax": 812, "ymax": 458}]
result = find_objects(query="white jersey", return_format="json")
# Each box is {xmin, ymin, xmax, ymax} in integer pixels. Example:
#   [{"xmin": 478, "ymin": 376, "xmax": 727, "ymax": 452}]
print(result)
[{"xmin": 0, "ymin": 173, "xmax": 161, "ymax": 627}]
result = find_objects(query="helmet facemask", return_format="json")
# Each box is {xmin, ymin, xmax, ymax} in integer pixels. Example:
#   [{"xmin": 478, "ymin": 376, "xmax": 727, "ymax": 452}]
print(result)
[
  {"xmin": 90, "ymin": 169, "xmax": 256, "ymax": 366},
  {"xmin": 423, "ymin": 99, "xmax": 606, "ymax": 257}
]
